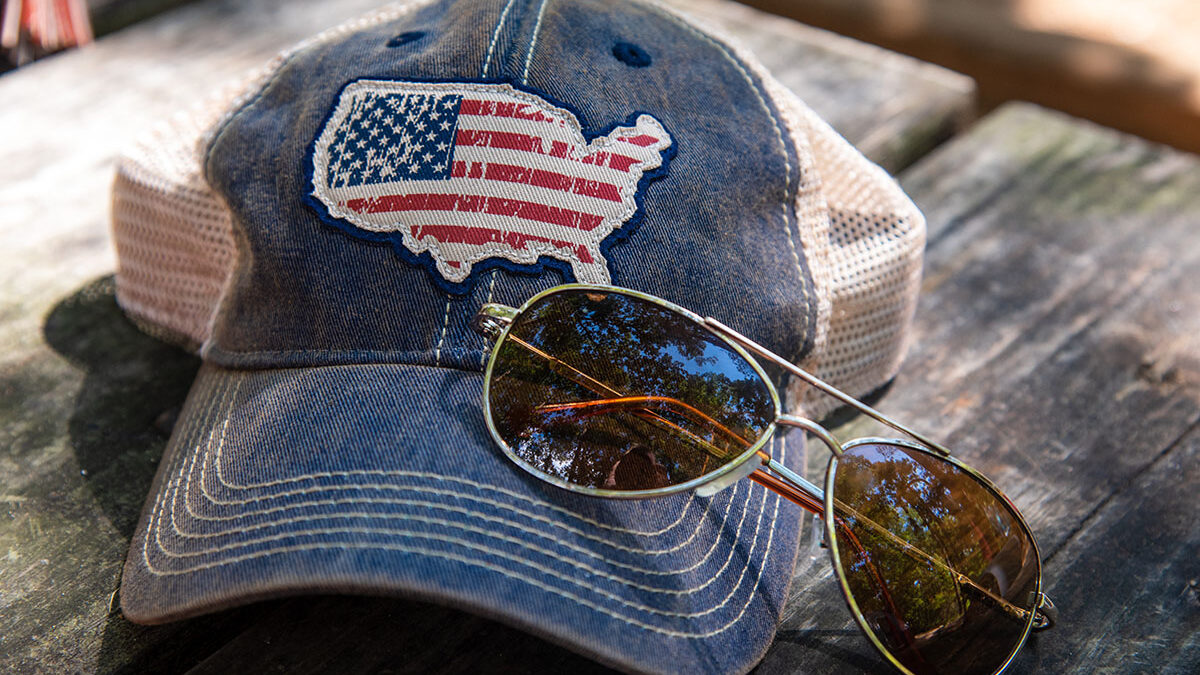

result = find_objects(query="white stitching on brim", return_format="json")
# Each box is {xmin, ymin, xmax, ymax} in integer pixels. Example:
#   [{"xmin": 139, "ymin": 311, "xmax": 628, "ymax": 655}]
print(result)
[
  {"xmin": 175, "ymin": 375, "xmax": 742, "ymax": 573},
  {"xmin": 136, "ymin": 366, "xmax": 790, "ymax": 637}
]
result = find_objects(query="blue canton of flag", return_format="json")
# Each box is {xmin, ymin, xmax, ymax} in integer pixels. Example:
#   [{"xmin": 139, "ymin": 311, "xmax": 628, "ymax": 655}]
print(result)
[{"xmin": 327, "ymin": 92, "xmax": 462, "ymax": 188}]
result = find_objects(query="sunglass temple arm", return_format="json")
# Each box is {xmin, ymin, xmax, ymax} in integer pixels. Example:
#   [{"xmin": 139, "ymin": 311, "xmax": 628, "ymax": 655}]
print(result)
[
  {"xmin": 717, "ymin": 324, "xmax": 1062, "ymax": 632},
  {"xmin": 756, "ymin": 417, "xmax": 1058, "ymax": 631},
  {"xmin": 474, "ymin": 303, "xmax": 1055, "ymax": 630},
  {"xmin": 703, "ymin": 317, "xmax": 953, "ymax": 457}
]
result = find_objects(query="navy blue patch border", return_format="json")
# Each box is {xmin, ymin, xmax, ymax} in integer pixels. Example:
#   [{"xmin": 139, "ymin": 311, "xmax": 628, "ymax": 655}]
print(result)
[{"xmin": 303, "ymin": 77, "xmax": 676, "ymax": 296}]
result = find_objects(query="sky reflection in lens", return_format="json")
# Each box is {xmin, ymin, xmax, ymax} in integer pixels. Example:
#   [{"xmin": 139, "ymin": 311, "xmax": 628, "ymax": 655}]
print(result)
[{"xmin": 488, "ymin": 289, "xmax": 775, "ymax": 492}]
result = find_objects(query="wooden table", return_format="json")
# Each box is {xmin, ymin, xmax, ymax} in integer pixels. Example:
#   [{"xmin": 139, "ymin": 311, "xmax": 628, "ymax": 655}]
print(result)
[{"xmin": 1, "ymin": 0, "xmax": 1196, "ymax": 673}]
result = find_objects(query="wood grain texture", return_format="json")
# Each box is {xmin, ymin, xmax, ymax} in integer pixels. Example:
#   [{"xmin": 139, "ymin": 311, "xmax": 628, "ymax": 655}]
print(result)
[{"xmin": 0, "ymin": 0, "xmax": 973, "ymax": 673}]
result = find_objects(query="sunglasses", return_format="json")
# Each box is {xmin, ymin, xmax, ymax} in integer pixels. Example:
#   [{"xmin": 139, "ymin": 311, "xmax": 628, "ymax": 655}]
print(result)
[{"xmin": 471, "ymin": 284, "xmax": 1057, "ymax": 675}]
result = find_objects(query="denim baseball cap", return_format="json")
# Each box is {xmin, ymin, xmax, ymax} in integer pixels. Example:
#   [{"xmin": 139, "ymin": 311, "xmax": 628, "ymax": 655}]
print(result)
[{"xmin": 111, "ymin": 0, "xmax": 925, "ymax": 672}]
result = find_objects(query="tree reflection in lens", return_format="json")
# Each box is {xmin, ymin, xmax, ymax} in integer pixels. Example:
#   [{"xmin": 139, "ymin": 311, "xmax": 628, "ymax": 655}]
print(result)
[
  {"xmin": 488, "ymin": 289, "xmax": 776, "ymax": 491},
  {"xmin": 831, "ymin": 443, "xmax": 1040, "ymax": 675}
]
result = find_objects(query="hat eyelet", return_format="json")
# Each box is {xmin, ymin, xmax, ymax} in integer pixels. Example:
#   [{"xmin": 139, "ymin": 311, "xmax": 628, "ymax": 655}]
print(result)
[
  {"xmin": 612, "ymin": 41, "xmax": 652, "ymax": 68},
  {"xmin": 387, "ymin": 31, "xmax": 426, "ymax": 48}
]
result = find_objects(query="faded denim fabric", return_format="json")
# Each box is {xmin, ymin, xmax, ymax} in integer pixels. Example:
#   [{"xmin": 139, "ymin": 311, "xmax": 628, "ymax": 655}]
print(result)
[{"xmin": 122, "ymin": 1, "xmax": 817, "ymax": 673}]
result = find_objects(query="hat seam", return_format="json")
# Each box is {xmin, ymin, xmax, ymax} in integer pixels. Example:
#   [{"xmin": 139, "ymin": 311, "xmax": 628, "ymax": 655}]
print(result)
[
  {"xmin": 188, "ymin": 369, "xmax": 745, "ymax": 554},
  {"xmin": 520, "ymin": 0, "xmax": 552, "ymax": 84},
  {"xmin": 762, "ymin": 84, "xmax": 835, "ymax": 417},
  {"xmin": 643, "ymin": 0, "xmax": 814, "ymax": 364},
  {"xmin": 442, "ymin": 0, "xmax": 521, "ymax": 365},
  {"xmin": 143, "ymin": 486, "xmax": 783, "ymax": 631},
  {"xmin": 481, "ymin": 0, "xmax": 522, "ymax": 79},
  {"xmin": 466, "ymin": 0, "xmax": 529, "ymax": 371}
]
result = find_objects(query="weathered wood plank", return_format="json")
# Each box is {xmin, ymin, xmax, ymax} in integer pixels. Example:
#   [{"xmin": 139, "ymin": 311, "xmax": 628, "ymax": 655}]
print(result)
[
  {"xmin": 763, "ymin": 103, "xmax": 1200, "ymax": 673},
  {"xmin": 0, "ymin": 0, "xmax": 974, "ymax": 673},
  {"xmin": 1028, "ymin": 424, "xmax": 1200, "ymax": 674},
  {"xmin": 677, "ymin": 0, "xmax": 975, "ymax": 173}
]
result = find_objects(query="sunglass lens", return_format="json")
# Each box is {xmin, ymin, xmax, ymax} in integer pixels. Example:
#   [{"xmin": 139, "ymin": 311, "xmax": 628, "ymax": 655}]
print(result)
[
  {"xmin": 830, "ymin": 443, "xmax": 1041, "ymax": 675},
  {"xmin": 486, "ymin": 289, "xmax": 776, "ymax": 492}
]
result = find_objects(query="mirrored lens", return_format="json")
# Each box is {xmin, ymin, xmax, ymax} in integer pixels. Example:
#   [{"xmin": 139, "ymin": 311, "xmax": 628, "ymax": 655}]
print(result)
[
  {"xmin": 487, "ymin": 289, "xmax": 776, "ymax": 492},
  {"xmin": 830, "ymin": 443, "xmax": 1040, "ymax": 675}
]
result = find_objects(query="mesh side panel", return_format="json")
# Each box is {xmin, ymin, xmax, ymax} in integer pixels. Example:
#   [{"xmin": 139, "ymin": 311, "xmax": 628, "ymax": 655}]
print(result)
[
  {"xmin": 112, "ymin": 109, "xmax": 236, "ymax": 351},
  {"xmin": 787, "ymin": 99, "xmax": 925, "ymax": 419},
  {"xmin": 110, "ymin": 0, "xmax": 438, "ymax": 352}
]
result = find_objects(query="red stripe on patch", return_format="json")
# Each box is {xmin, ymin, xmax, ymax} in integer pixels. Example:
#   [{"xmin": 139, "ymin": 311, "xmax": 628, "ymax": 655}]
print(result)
[
  {"xmin": 345, "ymin": 193, "xmax": 604, "ymax": 231},
  {"xmin": 456, "ymin": 129, "xmax": 639, "ymax": 173},
  {"xmin": 409, "ymin": 224, "xmax": 594, "ymax": 263},
  {"xmin": 448, "ymin": 161, "xmax": 622, "ymax": 202},
  {"xmin": 460, "ymin": 99, "xmax": 555, "ymax": 124},
  {"xmin": 457, "ymin": 129, "xmax": 546, "ymax": 154},
  {"xmin": 618, "ymin": 134, "xmax": 660, "ymax": 147}
]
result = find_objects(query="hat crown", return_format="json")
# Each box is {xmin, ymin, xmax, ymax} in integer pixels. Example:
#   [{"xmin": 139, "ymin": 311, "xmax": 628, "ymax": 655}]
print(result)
[{"xmin": 202, "ymin": 0, "xmax": 818, "ymax": 371}]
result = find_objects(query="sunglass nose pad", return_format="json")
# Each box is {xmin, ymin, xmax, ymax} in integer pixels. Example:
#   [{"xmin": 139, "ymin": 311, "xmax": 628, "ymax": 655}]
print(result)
[
  {"xmin": 472, "ymin": 303, "xmax": 518, "ymax": 338},
  {"xmin": 694, "ymin": 454, "xmax": 766, "ymax": 497}
]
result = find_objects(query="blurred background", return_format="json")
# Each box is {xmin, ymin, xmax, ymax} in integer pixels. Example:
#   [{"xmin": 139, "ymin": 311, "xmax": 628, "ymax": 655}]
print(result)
[{"xmin": 5, "ymin": 0, "xmax": 1199, "ymax": 154}]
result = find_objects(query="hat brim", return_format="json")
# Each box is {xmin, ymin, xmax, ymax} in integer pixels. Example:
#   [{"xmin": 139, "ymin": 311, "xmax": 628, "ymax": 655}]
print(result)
[{"xmin": 121, "ymin": 361, "xmax": 806, "ymax": 674}]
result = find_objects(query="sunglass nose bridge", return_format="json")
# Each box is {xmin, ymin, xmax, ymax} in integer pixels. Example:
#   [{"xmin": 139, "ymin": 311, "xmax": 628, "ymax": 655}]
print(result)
[
  {"xmin": 777, "ymin": 414, "xmax": 844, "ymax": 458},
  {"xmin": 472, "ymin": 303, "xmax": 519, "ymax": 339}
]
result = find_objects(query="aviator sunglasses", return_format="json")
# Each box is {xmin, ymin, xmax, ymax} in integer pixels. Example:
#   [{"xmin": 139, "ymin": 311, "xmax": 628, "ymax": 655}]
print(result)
[{"xmin": 471, "ymin": 284, "xmax": 1057, "ymax": 675}]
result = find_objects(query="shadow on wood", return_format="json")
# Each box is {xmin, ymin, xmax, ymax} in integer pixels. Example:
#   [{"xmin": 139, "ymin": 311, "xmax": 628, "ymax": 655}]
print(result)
[
  {"xmin": 42, "ymin": 276, "xmax": 199, "ymax": 540},
  {"xmin": 37, "ymin": 276, "xmax": 622, "ymax": 674}
]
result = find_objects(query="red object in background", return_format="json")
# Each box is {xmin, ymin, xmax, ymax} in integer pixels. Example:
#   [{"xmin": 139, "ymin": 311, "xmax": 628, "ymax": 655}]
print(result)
[{"xmin": 2, "ymin": 0, "xmax": 93, "ymax": 66}]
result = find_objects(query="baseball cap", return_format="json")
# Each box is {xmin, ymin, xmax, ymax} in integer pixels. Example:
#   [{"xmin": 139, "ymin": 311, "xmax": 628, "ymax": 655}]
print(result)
[{"xmin": 111, "ymin": 0, "xmax": 925, "ymax": 673}]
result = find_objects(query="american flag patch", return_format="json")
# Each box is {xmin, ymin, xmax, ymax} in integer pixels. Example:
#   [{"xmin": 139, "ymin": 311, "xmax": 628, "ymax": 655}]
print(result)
[{"xmin": 309, "ymin": 80, "xmax": 672, "ymax": 288}]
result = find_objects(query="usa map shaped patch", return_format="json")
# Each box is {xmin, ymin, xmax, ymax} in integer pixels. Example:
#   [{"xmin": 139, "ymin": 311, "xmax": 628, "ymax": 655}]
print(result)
[{"xmin": 309, "ymin": 80, "xmax": 672, "ymax": 288}]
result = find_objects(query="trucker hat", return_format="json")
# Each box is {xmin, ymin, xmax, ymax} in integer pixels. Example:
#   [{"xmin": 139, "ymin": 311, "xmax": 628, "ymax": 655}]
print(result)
[{"xmin": 111, "ymin": 0, "xmax": 926, "ymax": 672}]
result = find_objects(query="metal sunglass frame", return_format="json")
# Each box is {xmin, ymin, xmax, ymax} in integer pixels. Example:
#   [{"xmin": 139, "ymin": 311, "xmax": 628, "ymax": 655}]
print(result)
[{"xmin": 473, "ymin": 283, "xmax": 1057, "ymax": 675}]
